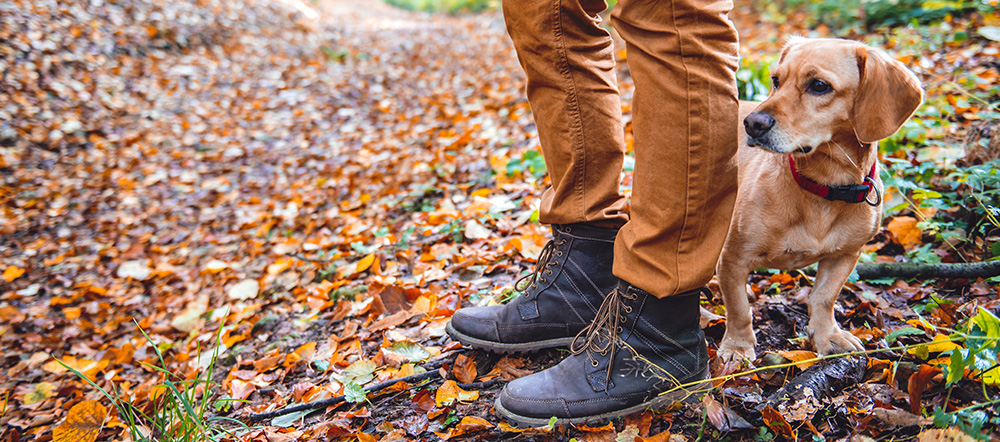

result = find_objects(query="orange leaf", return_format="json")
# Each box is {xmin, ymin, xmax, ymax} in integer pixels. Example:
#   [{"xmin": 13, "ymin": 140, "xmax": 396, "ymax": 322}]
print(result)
[
  {"xmin": 778, "ymin": 350, "xmax": 819, "ymax": 370},
  {"xmin": 63, "ymin": 307, "xmax": 82, "ymax": 320},
  {"xmin": 760, "ymin": 406, "xmax": 796, "ymax": 440},
  {"xmin": 887, "ymin": 216, "xmax": 922, "ymax": 249},
  {"xmin": 452, "ymin": 354, "xmax": 477, "ymax": 384},
  {"xmin": 356, "ymin": 254, "xmax": 376, "ymax": 273},
  {"xmin": 267, "ymin": 257, "xmax": 293, "ymax": 275},
  {"xmin": 53, "ymin": 400, "xmax": 108, "ymax": 442},
  {"xmin": 435, "ymin": 380, "xmax": 478, "ymax": 407},
  {"xmin": 2, "ymin": 265, "xmax": 24, "ymax": 282},
  {"xmin": 456, "ymin": 416, "xmax": 491, "ymax": 432}
]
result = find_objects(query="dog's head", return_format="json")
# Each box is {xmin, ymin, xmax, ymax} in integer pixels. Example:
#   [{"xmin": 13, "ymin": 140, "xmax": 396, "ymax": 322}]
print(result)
[{"xmin": 744, "ymin": 37, "xmax": 924, "ymax": 155}]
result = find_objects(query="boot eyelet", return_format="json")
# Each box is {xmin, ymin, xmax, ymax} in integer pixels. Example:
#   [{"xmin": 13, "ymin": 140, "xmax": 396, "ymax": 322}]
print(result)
[
  {"xmin": 616, "ymin": 326, "xmax": 623, "ymax": 333},
  {"xmin": 556, "ymin": 251, "xmax": 563, "ymax": 256},
  {"xmin": 539, "ymin": 278, "xmax": 547, "ymax": 284},
  {"xmin": 565, "ymin": 227, "xmax": 572, "ymax": 233},
  {"xmin": 619, "ymin": 315, "xmax": 626, "ymax": 323},
  {"xmin": 591, "ymin": 360, "xmax": 599, "ymax": 367},
  {"xmin": 600, "ymin": 350, "xmax": 608, "ymax": 356},
  {"xmin": 544, "ymin": 269, "xmax": 553, "ymax": 275},
  {"xmin": 624, "ymin": 306, "xmax": 632, "ymax": 313},
  {"xmin": 558, "ymin": 240, "xmax": 567, "ymax": 246}
]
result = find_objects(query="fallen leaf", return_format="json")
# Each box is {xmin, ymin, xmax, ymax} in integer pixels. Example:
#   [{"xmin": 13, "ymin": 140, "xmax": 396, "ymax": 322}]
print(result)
[
  {"xmin": 917, "ymin": 428, "xmax": 977, "ymax": 442},
  {"xmin": 907, "ymin": 364, "xmax": 941, "ymax": 414},
  {"xmin": 22, "ymin": 382, "xmax": 57, "ymax": 405},
  {"xmin": 760, "ymin": 405, "xmax": 796, "ymax": 440},
  {"xmin": 887, "ymin": 216, "xmax": 922, "ymax": 249},
  {"xmin": 228, "ymin": 279, "xmax": 260, "ymax": 300},
  {"xmin": 53, "ymin": 400, "xmax": 108, "ymax": 442},
  {"xmin": 778, "ymin": 350, "xmax": 819, "ymax": 370},
  {"xmin": 452, "ymin": 354, "xmax": 477, "ymax": 384},
  {"xmin": 229, "ymin": 379, "xmax": 255, "ymax": 401},
  {"xmin": 435, "ymin": 380, "xmax": 478, "ymax": 407},
  {"xmin": 2, "ymin": 265, "xmax": 25, "ymax": 282},
  {"xmin": 117, "ymin": 261, "xmax": 152, "ymax": 280}
]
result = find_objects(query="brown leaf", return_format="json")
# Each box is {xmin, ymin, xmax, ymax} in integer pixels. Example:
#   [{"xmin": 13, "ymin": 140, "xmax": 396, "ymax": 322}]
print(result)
[
  {"xmin": 411, "ymin": 390, "xmax": 435, "ymax": 413},
  {"xmin": 53, "ymin": 400, "xmax": 107, "ymax": 442},
  {"xmin": 907, "ymin": 364, "xmax": 941, "ymax": 414},
  {"xmin": 452, "ymin": 354, "xmax": 477, "ymax": 384}
]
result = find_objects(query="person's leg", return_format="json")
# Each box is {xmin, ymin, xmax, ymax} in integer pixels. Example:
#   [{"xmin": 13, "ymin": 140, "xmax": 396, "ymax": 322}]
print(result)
[
  {"xmin": 496, "ymin": 0, "xmax": 739, "ymax": 425},
  {"xmin": 446, "ymin": 0, "xmax": 628, "ymax": 352},
  {"xmin": 613, "ymin": 0, "xmax": 740, "ymax": 298},
  {"xmin": 506, "ymin": 0, "xmax": 629, "ymax": 227}
]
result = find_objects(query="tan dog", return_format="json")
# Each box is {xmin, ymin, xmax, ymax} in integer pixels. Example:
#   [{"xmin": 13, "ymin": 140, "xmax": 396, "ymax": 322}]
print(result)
[{"xmin": 716, "ymin": 37, "xmax": 923, "ymax": 362}]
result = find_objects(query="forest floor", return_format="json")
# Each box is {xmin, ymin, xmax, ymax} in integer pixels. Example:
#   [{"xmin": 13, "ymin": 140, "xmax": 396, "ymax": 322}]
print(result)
[{"xmin": 1, "ymin": 0, "xmax": 999, "ymax": 441}]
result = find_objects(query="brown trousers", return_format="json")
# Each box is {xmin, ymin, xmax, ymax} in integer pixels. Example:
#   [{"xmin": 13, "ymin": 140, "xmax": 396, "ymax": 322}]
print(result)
[{"xmin": 502, "ymin": 0, "xmax": 739, "ymax": 298}]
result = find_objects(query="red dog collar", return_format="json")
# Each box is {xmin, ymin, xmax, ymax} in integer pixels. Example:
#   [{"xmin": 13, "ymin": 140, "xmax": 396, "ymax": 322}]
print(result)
[{"xmin": 788, "ymin": 155, "xmax": 878, "ymax": 204}]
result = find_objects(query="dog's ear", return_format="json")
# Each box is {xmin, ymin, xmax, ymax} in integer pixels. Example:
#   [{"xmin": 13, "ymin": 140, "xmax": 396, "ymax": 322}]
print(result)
[{"xmin": 852, "ymin": 46, "xmax": 924, "ymax": 143}]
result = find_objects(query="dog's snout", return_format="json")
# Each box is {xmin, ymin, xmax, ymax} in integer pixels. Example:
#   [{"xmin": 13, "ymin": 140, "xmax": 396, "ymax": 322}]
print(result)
[{"xmin": 744, "ymin": 112, "xmax": 776, "ymax": 138}]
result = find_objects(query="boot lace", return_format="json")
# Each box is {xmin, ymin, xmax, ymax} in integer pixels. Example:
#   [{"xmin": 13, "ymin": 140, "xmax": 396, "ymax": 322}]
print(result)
[
  {"xmin": 570, "ymin": 287, "xmax": 638, "ymax": 384},
  {"xmin": 513, "ymin": 237, "xmax": 565, "ymax": 295}
]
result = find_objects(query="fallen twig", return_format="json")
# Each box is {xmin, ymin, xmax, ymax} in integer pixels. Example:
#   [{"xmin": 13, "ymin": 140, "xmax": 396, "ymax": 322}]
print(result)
[
  {"xmin": 246, "ymin": 370, "xmax": 441, "ymax": 422},
  {"xmin": 800, "ymin": 261, "xmax": 1000, "ymax": 280}
]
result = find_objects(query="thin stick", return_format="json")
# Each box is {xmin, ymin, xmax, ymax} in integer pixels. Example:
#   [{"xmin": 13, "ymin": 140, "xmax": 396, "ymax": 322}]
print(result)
[{"xmin": 245, "ymin": 370, "xmax": 440, "ymax": 422}]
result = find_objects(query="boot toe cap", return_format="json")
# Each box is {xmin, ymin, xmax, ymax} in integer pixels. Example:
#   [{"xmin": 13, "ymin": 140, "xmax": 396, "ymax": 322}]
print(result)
[
  {"xmin": 448, "ymin": 306, "xmax": 501, "ymax": 341},
  {"xmin": 498, "ymin": 369, "xmax": 569, "ymax": 420}
]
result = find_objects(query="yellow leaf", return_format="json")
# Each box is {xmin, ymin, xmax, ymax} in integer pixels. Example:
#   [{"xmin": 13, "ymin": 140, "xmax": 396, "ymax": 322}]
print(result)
[
  {"xmin": 470, "ymin": 188, "xmax": 490, "ymax": 198},
  {"xmin": 2, "ymin": 265, "xmax": 24, "ymax": 282},
  {"xmin": 456, "ymin": 416, "xmax": 492, "ymax": 431},
  {"xmin": 356, "ymin": 254, "xmax": 376, "ymax": 273},
  {"xmin": 778, "ymin": 350, "xmax": 819, "ymax": 370},
  {"xmin": 53, "ymin": 400, "xmax": 108, "ymax": 442},
  {"xmin": 45, "ymin": 357, "xmax": 109, "ymax": 381},
  {"xmin": 435, "ymin": 380, "xmax": 478, "ymax": 407},
  {"xmin": 23, "ymin": 382, "xmax": 56, "ymax": 405},
  {"xmin": 908, "ymin": 334, "xmax": 961, "ymax": 355},
  {"xmin": 887, "ymin": 216, "xmax": 922, "ymax": 249}
]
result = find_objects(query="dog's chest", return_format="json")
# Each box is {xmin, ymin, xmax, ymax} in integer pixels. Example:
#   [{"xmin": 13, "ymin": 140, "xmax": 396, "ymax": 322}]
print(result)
[{"xmin": 757, "ymin": 205, "xmax": 877, "ymax": 269}]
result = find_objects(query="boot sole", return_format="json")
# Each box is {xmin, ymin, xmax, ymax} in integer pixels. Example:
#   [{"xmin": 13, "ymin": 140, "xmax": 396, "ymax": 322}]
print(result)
[
  {"xmin": 494, "ymin": 366, "xmax": 711, "ymax": 428},
  {"xmin": 445, "ymin": 322, "xmax": 576, "ymax": 354}
]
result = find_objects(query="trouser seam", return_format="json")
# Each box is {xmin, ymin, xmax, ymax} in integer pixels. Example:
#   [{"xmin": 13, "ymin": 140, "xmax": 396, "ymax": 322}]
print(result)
[
  {"xmin": 670, "ymin": 0, "xmax": 691, "ymax": 297},
  {"xmin": 551, "ymin": 0, "xmax": 587, "ymax": 222}
]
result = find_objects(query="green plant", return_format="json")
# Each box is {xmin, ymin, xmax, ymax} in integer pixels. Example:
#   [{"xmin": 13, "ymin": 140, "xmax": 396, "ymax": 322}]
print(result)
[
  {"xmin": 59, "ymin": 316, "xmax": 248, "ymax": 442},
  {"xmin": 737, "ymin": 57, "xmax": 774, "ymax": 102},
  {"xmin": 505, "ymin": 148, "xmax": 547, "ymax": 179},
  {"xmin": 383, "ymin": 0, "xmax": 496, "ymax": 14}
]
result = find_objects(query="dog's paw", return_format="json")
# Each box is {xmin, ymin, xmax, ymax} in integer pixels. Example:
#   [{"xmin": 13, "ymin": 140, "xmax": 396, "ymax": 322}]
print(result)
[
  {"xmin": 717, "ymin": 335, "xmax": 757, "ymax": 363},
  {"xmin": 813, "ymin": 327, "xmax": 865, "ymax": 356}
]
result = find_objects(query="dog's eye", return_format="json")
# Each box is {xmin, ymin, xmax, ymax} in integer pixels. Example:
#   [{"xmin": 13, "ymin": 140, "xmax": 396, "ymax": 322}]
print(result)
[
  {"xmin": 808, "ymin": 79, "xmax": 832, "ymax": 94},
  {"xmin": 771, "ymin": 75, "xmax": 780, "ymax": 89}
]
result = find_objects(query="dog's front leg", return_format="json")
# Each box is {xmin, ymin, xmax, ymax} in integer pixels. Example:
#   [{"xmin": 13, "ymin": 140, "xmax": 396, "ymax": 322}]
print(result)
[
  {"xmin": 717, "ymin": 248, "xmax": 757, "ymax": 363},
  {"xmin": 807, "ymin": 253, "xmax": 866, "ymax": 355}
]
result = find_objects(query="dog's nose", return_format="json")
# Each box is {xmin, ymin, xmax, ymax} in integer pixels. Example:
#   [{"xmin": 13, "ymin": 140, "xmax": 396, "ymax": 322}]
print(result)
[{"xmin": 744, "ymin": 112, "xmax": 776, "ymax": 138}]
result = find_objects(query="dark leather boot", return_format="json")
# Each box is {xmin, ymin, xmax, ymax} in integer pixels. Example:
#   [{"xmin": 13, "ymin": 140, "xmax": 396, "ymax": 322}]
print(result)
[
  {"xmin": 446, "ymin": 223, "xmax": 618, "ymax": 353},
  {"xmin": 495, "ymin": 281, "xmax": 710, "ymax": 426}
]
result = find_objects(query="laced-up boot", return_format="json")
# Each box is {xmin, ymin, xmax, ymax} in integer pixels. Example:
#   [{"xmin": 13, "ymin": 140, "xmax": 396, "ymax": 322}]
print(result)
[
  {"xmin": 495, "ymin": 280, "xmax": 710, "ymax": 426},
  {"xmin": 446, "ymin": 223, "xmax": 619, "ymax": 353}
]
